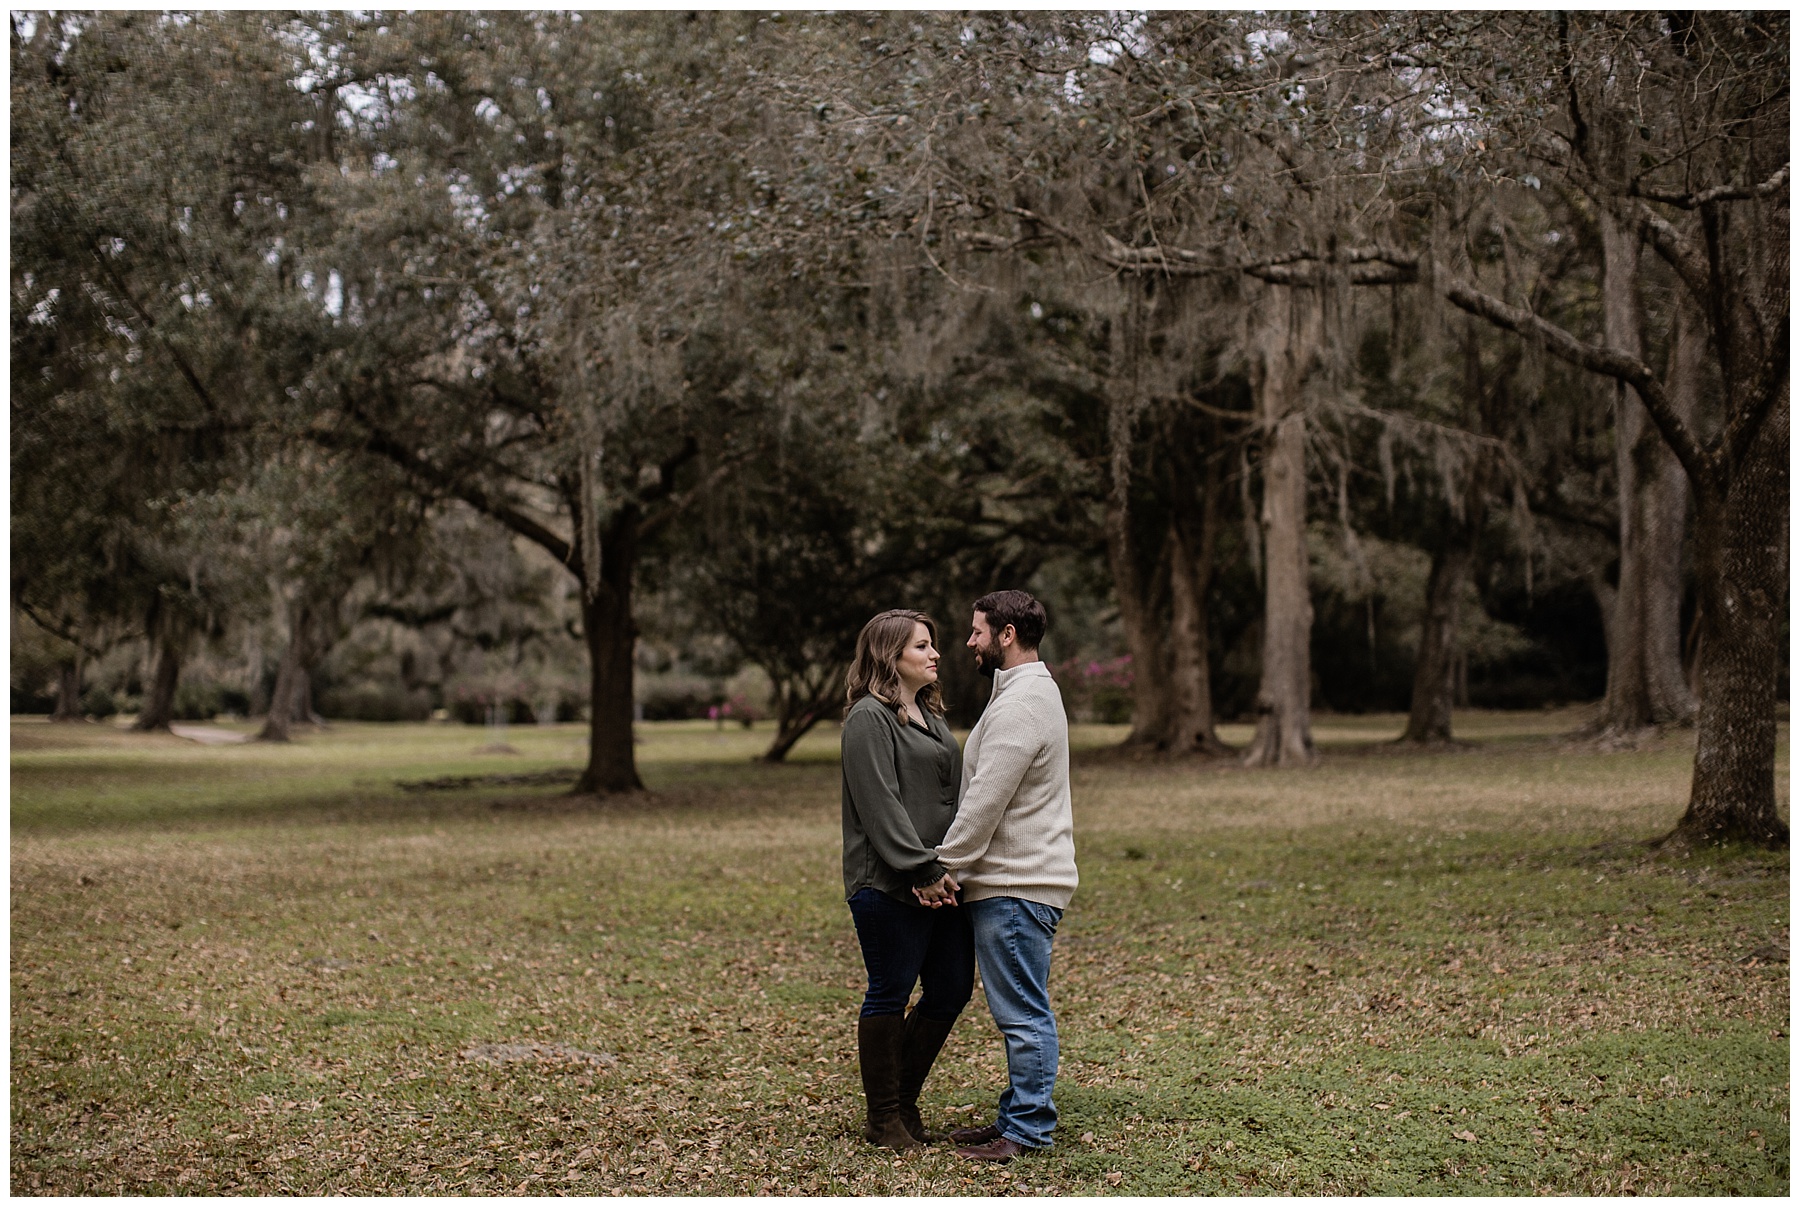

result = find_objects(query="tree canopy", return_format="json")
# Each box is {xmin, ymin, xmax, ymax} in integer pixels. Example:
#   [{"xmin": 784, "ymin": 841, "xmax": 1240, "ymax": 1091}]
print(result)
[{"xmin": 11, "ymin": 11, "xmax": 1787, "ymax": 846}]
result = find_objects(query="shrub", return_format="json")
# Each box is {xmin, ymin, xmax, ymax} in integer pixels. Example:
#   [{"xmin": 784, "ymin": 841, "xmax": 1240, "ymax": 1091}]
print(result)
[
  {"xmin": 1051, "ymin": 655, "xmax": 1134, "ymax": 724},
  {"xmin": 78, "ymin": 688, "xmax": 118, "ymax": 719},
  {"xmin": 640, "ymin": 683, "xmax": 711, "ymax": 722},
  {"xmin": 319, "ymin": 683, "xmax": 435, "ymax": 722},
  {"xmin": 172, "ymin": 682, "xmax": 223, "ymax": 722},
  {"xmin": 721, "ymin": 693, "xmax": 762, "ymax": 727},
  {"xmin": 445, "ymin": 684, "xmax": 540, "ymax": 725},
  {"xmin": 11, "ymin": 686, "xmax": 55, "ymax": 715},
  {"xmin": 448, "ymin": 697, "xmax": 538, "ymax": 725}
]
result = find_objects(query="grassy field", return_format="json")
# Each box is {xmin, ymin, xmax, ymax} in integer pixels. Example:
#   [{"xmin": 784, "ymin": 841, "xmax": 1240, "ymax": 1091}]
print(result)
[{"xmin": 11, "ymin": 709, "xmax": 1789, "ymax": 1195}]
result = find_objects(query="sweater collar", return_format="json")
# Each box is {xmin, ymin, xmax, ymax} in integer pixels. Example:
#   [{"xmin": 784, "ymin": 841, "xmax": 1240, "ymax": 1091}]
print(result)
[{"xmin": 992, "ymin": 659, "xmax": 1051, "ymax": 697}]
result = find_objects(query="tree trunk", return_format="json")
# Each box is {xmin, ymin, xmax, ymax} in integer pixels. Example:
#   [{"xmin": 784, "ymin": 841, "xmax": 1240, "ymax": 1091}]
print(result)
[
  {"xmin": 1649, "ymin": 297, "xmax": 1705, "ymax": 713},
  {"xmin": 294, "ymin": 666, "xmax": 328, "ymax": 728},
  {"xmin": 1102, "ymin": 285, "xmax": 1182, "ymax": 749},
  {"xmin": 1244, "ymin": 285, "xmax": 1321, "ymax": 768},
  {"xmin": 1404, "ymin": 324, "xmax": 1492, "ymax": 745},
  {"xmin": 761, "ymin": 667, "xmax": 842, "ymax": 763},
  {"xmin": 1435, "ymin": 97, "xmax": 1783, "ymax": 848},
  {"xmin": 762, "ymin": 713, "xmax": 819, "ymax": 764},
  {"xmin": 1594, "ymin": 209, "xmax": 1695, "ymax": 734},
  {"xmin": 1107, "ymin": 492, "xmax": 1172, "ymax": 747},
  {"xmin": 258, "ymin": 602, "xmax": 307, "ymax": 742},
  {"xmin": 1669, "ymin": 385, "xmax": 1788, "ymax": 847},
  {"xmin": 132, "ymin": 641, "xmax": 181, "ymax": 732},
  {"xmin": 574, "ymin": 509, "xmax": 645, "ymax": 795},
  {"xmin": 1402, "ymin": 540, "xmax": 1473, "ymax": 743},
  {"xmin": 763, "ymin": 711, "xmax": 824, "ymax": 763},
  {"xmin": 1682, "ymin": 605, "xmax": 1704, "ymax": 701},
  {"xmin": 50, "ymin": 657, "xmax": 84, "ymax": 723},
  {"xmin": 1165, "ymin": 443, "xmax": 1228, "ymax": 755}
]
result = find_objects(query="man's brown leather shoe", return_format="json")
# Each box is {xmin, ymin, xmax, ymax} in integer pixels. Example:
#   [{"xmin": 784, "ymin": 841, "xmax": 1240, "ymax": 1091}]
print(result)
[
  {"xmin": 948, "ymin": 1122, "xmax": 1001, "ymax": 1146},
  {"xmin": 955, "ymin": 1136, "xmax": 1027, "ymax": 1163}
]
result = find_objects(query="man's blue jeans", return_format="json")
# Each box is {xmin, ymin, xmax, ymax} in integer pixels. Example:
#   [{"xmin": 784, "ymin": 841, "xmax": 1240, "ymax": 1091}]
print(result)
[{"xmin": 967, "ymin": 895, "xmax": 1063, "ymax": 1149}]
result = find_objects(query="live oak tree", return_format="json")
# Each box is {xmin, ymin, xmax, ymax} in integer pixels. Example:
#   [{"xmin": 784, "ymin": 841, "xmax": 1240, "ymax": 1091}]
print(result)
[
  {"xmin": 655, "ymin": 158, "xmax": 1098, "ymax": 756},
  {"xmin": 1349, "ymin": 298, "xmax": 1525, "ymax": 745},
  {"xmin": 793, "ymin": 13, "xmax": 1495, "ymax": 761},
  {"xmin": 795, "ymin": 12, "xmax": 1257, "ymax": 755},
  {"xmin": 288, "ymin": 12, "xmax": 789, "ymax": 793},
  {"xmin": 234, "ymin": 451, "xmax": 429, "ymax": 742},
  {"xmin": 1106, "ymin": 12, "xmax": 1786, "ymax": 827},
  {"xmin": 11, "ymin": 11, "xmax": 320, "ymax": 730},
  {"xmin": 672, "ymin": 413, "xmax": 976, "ymax": 763},
  {"xmin": 967, "ymin": 13, "xmax": 1433, "ymax": 766},
  {"xmin": 11, "ymin": 10, "xmax": 1784, "ymax": 850},
  {"xmin": 1419, "ymin": 12, "xmax": 1789, "ymax": 845}
]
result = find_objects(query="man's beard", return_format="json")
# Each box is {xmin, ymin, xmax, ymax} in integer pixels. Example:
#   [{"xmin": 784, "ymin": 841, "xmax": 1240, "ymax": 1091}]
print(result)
[{"xmin": 973, "ymin": 638, "xmax": 1004, "ymax": 679}]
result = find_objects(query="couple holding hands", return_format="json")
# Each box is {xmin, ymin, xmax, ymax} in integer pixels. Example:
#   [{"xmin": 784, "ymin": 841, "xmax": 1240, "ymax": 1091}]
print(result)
[{"xmin": 840, "ymin": 590, "xmax": 1078, "ymax": 1164}]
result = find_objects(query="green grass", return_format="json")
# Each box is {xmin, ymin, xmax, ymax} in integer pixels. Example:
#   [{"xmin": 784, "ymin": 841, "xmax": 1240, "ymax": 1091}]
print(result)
[{"xmin": 11, "ymin": 709, "xmax": 1789, "ymax": 1194}]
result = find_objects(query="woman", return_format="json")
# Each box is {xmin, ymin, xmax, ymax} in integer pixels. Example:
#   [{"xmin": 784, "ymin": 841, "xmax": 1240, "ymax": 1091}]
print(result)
[{"xmin": 841, "ymin": 609, "xmax": 971, "ymax": 1150}]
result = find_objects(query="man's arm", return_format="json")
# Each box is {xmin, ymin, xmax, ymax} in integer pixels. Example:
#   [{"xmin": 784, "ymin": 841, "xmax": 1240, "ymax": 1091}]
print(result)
[{"xmin": 935, "ymin": 711, "xmax": 1039, "ymax": 871}]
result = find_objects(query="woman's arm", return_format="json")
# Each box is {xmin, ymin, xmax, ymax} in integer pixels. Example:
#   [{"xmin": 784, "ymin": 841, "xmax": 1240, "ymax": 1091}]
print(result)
[{"xmin": 843, "ymin": 707, "xmax": 949, "ymax": 888}]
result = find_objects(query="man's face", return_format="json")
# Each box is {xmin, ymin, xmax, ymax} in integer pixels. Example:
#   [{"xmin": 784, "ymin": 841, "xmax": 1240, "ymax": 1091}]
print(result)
[{"xmin": 968, "ymin": 611, "xmax": 1006, "ymax": 679}]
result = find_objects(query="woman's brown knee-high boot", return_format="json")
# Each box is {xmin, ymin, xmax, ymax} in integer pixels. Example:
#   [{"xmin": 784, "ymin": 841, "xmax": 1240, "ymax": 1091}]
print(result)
[
  {"xmin": 857, "ymin": 1015, "xmax": 921, "ymax": 1150},
  {"xmin": 896, "ymin": 1011, "xmax": 956, "ymax": 1143}
]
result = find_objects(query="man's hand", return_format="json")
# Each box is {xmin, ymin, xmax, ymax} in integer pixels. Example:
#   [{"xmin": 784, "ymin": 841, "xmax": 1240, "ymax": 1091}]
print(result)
[{"xmin": 913, "ymin": 872, "xmax": 960, "ymax": 908}]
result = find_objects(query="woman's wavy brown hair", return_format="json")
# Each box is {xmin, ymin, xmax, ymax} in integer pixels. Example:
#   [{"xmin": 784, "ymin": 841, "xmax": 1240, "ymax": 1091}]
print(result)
[{"xmin": 845, "ymin": 609, "xmax": 945, "ymax": 719}]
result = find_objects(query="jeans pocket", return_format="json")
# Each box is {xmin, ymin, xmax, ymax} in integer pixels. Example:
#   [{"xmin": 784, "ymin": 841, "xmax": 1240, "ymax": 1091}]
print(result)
[{"xmin": 1022, "ymin": 900, "xmax": 1062, "ymax": 936}]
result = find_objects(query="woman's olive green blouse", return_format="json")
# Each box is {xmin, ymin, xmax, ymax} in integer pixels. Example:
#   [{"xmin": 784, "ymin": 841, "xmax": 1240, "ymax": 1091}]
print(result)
[{"xmin": 840, "ymin": 694, "xmax": 962, "ymax": 902}]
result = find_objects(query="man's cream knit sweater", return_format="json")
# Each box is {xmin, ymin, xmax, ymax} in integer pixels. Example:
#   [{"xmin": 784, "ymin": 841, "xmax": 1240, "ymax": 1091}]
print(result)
[{"xmin": 934, "ymin": 660, "xmax": 1078, "ymax": 909}]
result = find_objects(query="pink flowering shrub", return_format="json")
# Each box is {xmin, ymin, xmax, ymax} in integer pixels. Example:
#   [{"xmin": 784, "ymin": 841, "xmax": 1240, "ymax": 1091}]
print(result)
[{"xmin": 1051, "ymin": 654, "xmax": 1134, "ymax": 724}]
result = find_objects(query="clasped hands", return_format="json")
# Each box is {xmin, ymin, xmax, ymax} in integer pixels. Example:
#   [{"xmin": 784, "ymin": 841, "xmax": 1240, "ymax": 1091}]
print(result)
[{"xmin": 913, "ymin": 871, "xmax": 961, "ymax": 908}]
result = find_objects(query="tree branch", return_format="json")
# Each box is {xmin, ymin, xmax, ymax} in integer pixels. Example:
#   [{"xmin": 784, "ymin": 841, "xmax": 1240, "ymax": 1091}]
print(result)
[
  {"xmin": 1628, "ymin": 200, "xmax": 1714, "ymax": 303},
  {"xmin": 312, "ymin": 412, "xmax": 575, "ymax": 566},
  {"xmin": 1725, "ymin": 308, "xmax": 1791, "ymax": 471},
  {"xmin": 1244, "ymin": 258, "xmax": 1418, "ymax": 286},
  {"xmin": 17, "ymin": 601, "xmax": 122, "ymax": 659},
  {"xmin": 88, "ymin": 241, "xmax": 221, "ymax": 417},
  {"xmin": 363, "ymin": 601, "xmax": 460, "ymax": 628},
  {"xmin": 1633, "ymin": 162, "xmax": 1789, "ymax": 209},
  {"xmin": 1439, "ymin": 275, "xmax": 1717, "ymax": 496},
  {"xmin": 985, "ymin": 206, "xmax": 1422, "ymax": 289},
  {"xmin": 639, "ymin": 442, "xmax": 742, "ymax": 544}
]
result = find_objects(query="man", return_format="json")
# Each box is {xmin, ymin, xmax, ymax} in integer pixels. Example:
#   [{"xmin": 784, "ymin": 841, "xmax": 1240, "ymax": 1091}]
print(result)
[{"xmin": 916, "ymin": 589, "xmax": 1077, "ymax": 1163}]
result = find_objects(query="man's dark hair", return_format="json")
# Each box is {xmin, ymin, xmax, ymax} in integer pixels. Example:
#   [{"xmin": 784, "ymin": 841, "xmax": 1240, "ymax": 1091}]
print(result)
[{"xmin": 973, "ymin": 589, "xmax": 1047, "ymax": 650}]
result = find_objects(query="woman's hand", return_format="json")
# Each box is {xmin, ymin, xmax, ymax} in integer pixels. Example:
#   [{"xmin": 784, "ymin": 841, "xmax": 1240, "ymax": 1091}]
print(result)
[{"xmin": 913, "ymin": 872, "xmax": 960, "ymax": 908}]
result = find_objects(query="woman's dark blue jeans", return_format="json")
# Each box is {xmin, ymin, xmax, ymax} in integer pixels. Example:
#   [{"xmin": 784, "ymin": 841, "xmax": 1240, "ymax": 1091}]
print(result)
[{"xmin": 847, "ymin": 887, "xmax": 975, "ymax": 1020}]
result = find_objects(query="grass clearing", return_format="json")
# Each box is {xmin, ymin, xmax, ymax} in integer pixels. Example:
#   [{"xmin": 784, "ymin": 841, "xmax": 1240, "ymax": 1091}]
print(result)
[{"xmin": 11, "ymin": 709, "xmax": 1789, "ymax": 1194}]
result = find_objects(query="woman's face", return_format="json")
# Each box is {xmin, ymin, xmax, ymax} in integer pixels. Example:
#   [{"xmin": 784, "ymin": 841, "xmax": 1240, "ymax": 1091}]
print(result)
[{"xmin": 895, "ymin": 621, "xmax": 940, "ymax": 697}]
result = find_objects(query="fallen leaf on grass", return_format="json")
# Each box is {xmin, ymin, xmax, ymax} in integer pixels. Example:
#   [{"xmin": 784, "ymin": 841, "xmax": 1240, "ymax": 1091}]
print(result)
[
  {"xmin": 460, "ymin": 1042, "xmax": 617, "ymax": 1068},
  {"xmin": 1105, "ymin": 1171, "xmax": 1123, "ymax": 1185},
  {"xmin": 1454, "ymin": 1130, "xmax": 1478, "ymax": 1143}
]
